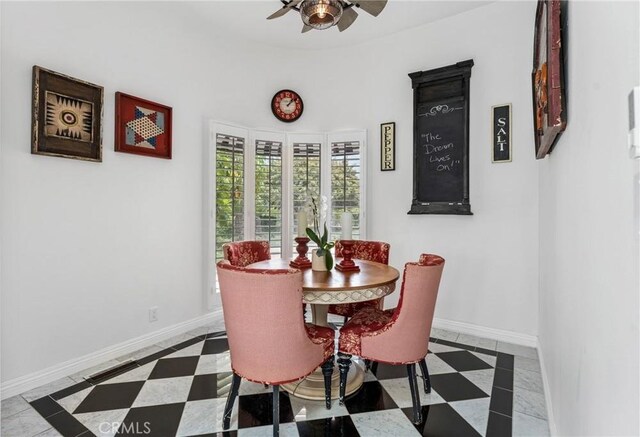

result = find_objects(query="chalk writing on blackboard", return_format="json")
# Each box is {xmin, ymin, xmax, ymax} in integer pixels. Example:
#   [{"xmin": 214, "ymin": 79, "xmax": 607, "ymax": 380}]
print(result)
[
  {"xmin": 418, "ymin": 105, "xmax": 464, "ymax": 118},
  {"xmin": 415, "ymin": 100, "xmax": 465, "ymax": 202}
]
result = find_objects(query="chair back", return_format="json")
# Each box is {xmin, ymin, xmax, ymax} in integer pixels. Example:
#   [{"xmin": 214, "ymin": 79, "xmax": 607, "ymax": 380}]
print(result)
[
  {"xmin": 216, "ymin": 262, "xmax": 327, "ymax": 384},
  {"xmin": 222, "ymin": 241, "xmax": 271, "ymax": 267},
  {"xmin": 335, "ymin": 240, "xmax": 390, "ymax": 265},
  {"xmin": 361, "ymin": 254, "xmax": 444, "ymax": 364}
]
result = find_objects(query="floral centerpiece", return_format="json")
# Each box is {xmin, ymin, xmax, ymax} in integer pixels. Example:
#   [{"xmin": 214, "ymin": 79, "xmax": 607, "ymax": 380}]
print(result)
[{"xmin": 304, "ymin": 195, "xmax": 334, "ymax": 271}]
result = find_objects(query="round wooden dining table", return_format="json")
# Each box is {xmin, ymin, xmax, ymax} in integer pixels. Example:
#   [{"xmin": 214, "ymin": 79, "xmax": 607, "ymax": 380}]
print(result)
[{"xmin": 249, "ymin": 258, "xmax": 400, "ymax": 401}]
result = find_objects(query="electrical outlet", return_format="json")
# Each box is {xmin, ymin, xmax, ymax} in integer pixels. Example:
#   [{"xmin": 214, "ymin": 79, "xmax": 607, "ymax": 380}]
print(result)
[{"xmin": 149, "ymin": 307, "xmax": 158, "ymax": 323}]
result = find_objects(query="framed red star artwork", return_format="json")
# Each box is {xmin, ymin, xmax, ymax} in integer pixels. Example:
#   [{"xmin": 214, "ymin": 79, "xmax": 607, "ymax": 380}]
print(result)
[{"xmin": 115, "ymin": 92, "xmax": 172, "ymax": 159}]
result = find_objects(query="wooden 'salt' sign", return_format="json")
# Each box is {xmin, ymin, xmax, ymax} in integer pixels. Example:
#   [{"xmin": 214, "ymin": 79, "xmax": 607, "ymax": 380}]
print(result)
[{"xmin": 492, "ymin": 104, "xmax": 512, "ymax": 163}]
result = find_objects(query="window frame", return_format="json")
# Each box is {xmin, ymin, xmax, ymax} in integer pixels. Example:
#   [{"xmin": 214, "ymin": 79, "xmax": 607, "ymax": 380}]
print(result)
[
  {"xmin": 252, "ymin": 129, "xmax": 287, "ymax": 257},
  {"xmin": 208, "ymin": 121, "xmax": 249, "ymax": 309},
  {"xmin": 284, "ymin": 132, "xmax": 326, "ymax": 260},
  {"xmin": 328, "ymin": 130, "xmax": 367, "ymax": 242}
]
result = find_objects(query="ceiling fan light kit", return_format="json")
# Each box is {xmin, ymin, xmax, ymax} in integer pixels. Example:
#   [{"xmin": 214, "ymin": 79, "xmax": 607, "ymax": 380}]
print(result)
[
  {"xmin": 267, "ymin": 0, "xmax": 387, "ymax": 32},
  {"xmin": 301, "ymin": 0, "xmax": 343, "ymax": 30}
]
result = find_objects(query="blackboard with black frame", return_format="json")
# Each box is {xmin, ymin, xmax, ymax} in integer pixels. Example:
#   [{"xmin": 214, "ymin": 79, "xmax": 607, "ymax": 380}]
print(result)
[{"xmin": 408, "ymin": 60, "xmax": 474, "ymax": 215}]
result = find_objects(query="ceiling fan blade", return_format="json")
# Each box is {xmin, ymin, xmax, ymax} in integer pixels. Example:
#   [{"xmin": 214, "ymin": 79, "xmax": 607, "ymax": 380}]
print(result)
[
  {"xmin": 337, "ymin": 7, "xmax": 358, "ymax": 32},
  {"xmin": 267, "ymin": 0, "xmax": 304, "ymax": 20},
  {"xmin": 267, "ymin": 8, "xmax": 291, "ymax": 19},
  {"xmin": 301, "ymin": 24, "xmax": 313, "ymax": 33},
  {"xmin": 353, "ymin": 0, "xmax": 387, "ymax": 17}
]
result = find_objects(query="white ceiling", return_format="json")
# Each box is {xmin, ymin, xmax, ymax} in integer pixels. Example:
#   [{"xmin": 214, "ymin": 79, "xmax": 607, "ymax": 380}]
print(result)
[{"xmin": 185, "ymin": 1, "xmax": 493, "ymax": 50}]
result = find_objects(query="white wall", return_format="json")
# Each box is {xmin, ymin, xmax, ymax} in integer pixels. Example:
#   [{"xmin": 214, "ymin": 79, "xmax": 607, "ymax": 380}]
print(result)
[
  {"xmin": 294, "ymin": 1, "xmax": 540, "ymax": 337},
  {"xmin": 1, "ymin": 1, "xmax": 541, "ymax": 385},
  {"xmin": 538, "ymin": 2, "xmax": 640, "ymax": 435},
  {"xmin": 0, "ymin": 1, "xmax": 307, "ymax": 383}
]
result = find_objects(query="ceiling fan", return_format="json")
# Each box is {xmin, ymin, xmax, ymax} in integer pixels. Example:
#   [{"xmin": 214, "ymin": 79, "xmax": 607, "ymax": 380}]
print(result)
[{"xmin": 267, "ymin": 0, "xmax": 388, "ymax": 33}]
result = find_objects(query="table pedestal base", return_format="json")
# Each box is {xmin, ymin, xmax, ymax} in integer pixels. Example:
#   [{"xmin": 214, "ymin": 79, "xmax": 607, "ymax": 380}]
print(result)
[{"xmin": 282, "ymin": 358, "xmax": 364, "ymax": 401}]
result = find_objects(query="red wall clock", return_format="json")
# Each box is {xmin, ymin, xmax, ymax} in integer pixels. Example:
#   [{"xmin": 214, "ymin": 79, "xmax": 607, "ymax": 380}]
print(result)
[{"xmin": 271, "ymin": 89, "xmax": 303, "ymax": 123}]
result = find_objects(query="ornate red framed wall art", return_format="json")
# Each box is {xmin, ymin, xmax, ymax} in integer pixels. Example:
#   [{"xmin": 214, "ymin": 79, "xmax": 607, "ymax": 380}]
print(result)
[{"xmin": 115, "ymin": 92, "xmax": 172, "ymax": 159}]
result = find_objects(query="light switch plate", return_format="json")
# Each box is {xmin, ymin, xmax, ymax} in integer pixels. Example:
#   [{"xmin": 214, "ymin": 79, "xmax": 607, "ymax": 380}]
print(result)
[{"xmin": 629, "ymin": 86, "xmax": 640, "ymax": 159}]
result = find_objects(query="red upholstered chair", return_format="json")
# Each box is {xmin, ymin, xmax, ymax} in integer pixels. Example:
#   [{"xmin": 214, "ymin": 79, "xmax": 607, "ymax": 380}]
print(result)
[
  {"xmin": 327, "ymin": 240, "xmax": 391, "ymax": 321},
  {"xmin": 222, "ymin": 240, "xmax": 271, "ymax": 267},
  {"xmin": 336, "ymin": 254, "xmax": 445, "ymax": 424},
  {"xmin": 216, "ymin": 261, "xmax": 335, "ymax": 436}
]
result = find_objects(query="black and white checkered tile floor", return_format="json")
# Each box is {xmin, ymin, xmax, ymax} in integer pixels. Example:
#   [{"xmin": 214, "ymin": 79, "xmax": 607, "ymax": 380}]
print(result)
[{"xmin": 9, "ymin": 326, "xmax": 551, "ymax": 437}]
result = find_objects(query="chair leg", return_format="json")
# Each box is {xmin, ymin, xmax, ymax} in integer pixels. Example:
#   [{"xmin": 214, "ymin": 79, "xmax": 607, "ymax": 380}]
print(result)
[
  {"xmin": 337, "ymin": 352, "xmax": 352, "ymax": 405},
  {"xmin": 418, "ymin": 358, "xmax": 431, "ymax": 394},
  {"xmin": 364, "ymin": 359, "xmax": 372, "ymax": 372},
  {"xmin": 223, "ymin": 373, "xmax": 241, "ymax": 430},
  {"xmin": 406, "ymin": 363, "xmax": 422, "ymax": 425},
  {"xmin": 321, "ymin": 356, "xmax": 335, "ymax": 410},
  {"xmin": 272, "ymin": 384, "xmax": 280, "ymax": 437}
]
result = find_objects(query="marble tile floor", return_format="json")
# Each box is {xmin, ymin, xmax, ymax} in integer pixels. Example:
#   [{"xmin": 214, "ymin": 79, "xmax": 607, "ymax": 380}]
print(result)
[{"xmin": 1, "ymin": 321, "xmax": 550, "ymax": 437}]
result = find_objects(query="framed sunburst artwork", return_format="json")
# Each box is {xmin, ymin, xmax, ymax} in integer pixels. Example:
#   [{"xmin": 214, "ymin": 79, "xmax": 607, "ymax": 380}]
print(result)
[
  {"xmin": 115, "ymin": 92, "xmax": 172, "ymax": 159},
  {"xmin": 31, "ymin": 66, "xmax": 103, "ymax": 162}
]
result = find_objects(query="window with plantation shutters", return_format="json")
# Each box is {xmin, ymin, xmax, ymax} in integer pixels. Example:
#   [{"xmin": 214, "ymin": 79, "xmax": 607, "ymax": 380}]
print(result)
[
  {"xmin": 254, "ymin": 139, "xmax": 283, "ymax": 257},
  {"xmin": 210, "ymin": 124, "xmax": 365, "ymax": 301},
  {"xmin": 215, "ymin": 133, "xmax": 245, "ymax": 261},
  {"xmin": 330, "ymin": 141, "xmax": 361, "ymax": 241},
  {"xmin": 292, "ymin": 142, "xmax": 321, "ymax": 239}
]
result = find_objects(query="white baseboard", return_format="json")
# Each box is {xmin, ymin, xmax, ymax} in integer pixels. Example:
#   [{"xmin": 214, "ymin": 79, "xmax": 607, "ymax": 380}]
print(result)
[
  {"xmin": 537, "ymin": 338, "xmax": 558, "ymax": 436},
  {"xmin": 432, "ymin": 317, "xmax": 538, "ymax": 348},
  {"xmin": 1, "ymin": 310, "xmax": 224, "ymax": 400}
]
